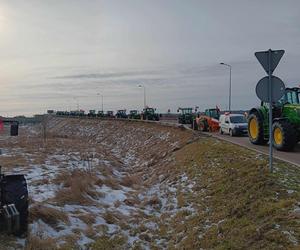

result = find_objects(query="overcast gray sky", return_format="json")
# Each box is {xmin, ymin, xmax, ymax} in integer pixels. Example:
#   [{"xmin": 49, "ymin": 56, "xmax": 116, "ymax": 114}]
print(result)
[{"xmin": 0, "ymin": 0, "xmax": 300, "ymax": 116}]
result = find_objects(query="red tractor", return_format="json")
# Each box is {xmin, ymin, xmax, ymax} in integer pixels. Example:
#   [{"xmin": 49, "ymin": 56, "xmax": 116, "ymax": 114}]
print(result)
[{"xmin": 193, "ymin": 108, "xmax": 220, "ymax": 132}]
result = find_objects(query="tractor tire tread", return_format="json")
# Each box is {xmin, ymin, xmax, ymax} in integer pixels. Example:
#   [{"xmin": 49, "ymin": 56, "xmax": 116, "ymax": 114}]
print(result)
[
  {"xmin": 248, "ymin": 112, "xmax": 266, "ymax": 145},
  {"xmin": 272, "ymin": 120, "xmax": 297, "ymax": 151}
]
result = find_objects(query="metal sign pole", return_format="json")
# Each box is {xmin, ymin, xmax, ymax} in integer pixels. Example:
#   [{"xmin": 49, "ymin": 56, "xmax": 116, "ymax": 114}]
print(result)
[
  {"xmin": 268, "ymin": 49, "xmax": 273, "ymax": 172},
  {"xmin": 255, "ymin": 49, "xmax": 285, "ymax": 172}
]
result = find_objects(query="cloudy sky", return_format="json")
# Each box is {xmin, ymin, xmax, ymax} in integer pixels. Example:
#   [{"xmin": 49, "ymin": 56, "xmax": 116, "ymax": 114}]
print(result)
[{"xmin": 0, "ymin": 0, "xmax": 299, "ymax": 116}]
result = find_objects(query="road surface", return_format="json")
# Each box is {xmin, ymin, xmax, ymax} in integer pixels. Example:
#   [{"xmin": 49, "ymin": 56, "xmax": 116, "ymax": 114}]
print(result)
[{"xmin": 159, "ymin": 119, "xmax": 300, "ymax": 167}]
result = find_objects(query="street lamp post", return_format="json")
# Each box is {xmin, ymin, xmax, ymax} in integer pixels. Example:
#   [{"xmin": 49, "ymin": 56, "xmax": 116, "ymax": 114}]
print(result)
[
  {"xmin": 220, "ymin": 63, "xmax": 232, "ymax": 113},
  {"xmin": 138, "ymin": 84, "xmax": 146, "ymax": 108},
  {"xmin": 97, "ymin": 93, "xmax": 104, "ymax": 112}
]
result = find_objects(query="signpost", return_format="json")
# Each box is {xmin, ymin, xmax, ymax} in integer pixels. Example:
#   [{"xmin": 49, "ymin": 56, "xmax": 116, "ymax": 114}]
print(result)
[
  {"xmin": 255, "ymin": 76, "xmax": 285, "ymax": 102},
  {"xmin": 255, "ymin": 49, "xmax": 285, "ymax": 172}
]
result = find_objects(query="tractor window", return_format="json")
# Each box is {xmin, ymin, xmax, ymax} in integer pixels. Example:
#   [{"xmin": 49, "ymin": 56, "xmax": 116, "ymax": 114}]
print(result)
[
  {"xmin": 287, "ymin": 92, "xmax": 293, "ymax": 103},
  {"xmin": 146, "ymin": 109, "xmax": 154, "ymax": 114},
  {"xmin": 209, "ymin": 110, "xmax": 220, "ymax": 119},
  {"xmin": 182, "ymin": 109, "xmax": 192, "ymax": 114},
  {"xmin": 230, "ymin": 116, "xmax": 247, "ymax": 123},
  {"xmin": 286, "ymin": 90, "xmax": 300, "ymax": 104},
  {"xmin": 292, "ymin": 91, "xmax": 299, "ymax": 104}
]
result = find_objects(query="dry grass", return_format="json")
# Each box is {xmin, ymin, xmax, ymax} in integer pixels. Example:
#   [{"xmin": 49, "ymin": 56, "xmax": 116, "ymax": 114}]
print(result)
[
  {"xmin": 102, "ymin": 177, "xmax": 121, "ymax": 190},
  {"xmin": 85, "ymin": 226, "xmax": 97, "ymax": 239},
  {"xmin": 99, "ymin": 165, "xmax": 116, "ymax": 177},
  {"xmin": 77, "ymin": 213, "xmax": 96, "ymax": 225},
  {"xmin": 144, "ymin": 196, "xmax": 162, "ymax": 209},
  {"xmin": 30, "ymin": 204, "xmax": 69, "ymax": 229},
  {"xmin": 103, "ymin": 211, "xmax": 118, "ymax": 224},
  {"xmin": 31, "ymin": 178, "xmax": 50, "ymax": 186},
  {"xmin": 90, "ymin": 235, "xmax": 127, "ymax": 250},
  {"xmin": 25, "ymin": 234, "xmax": 57, "ymax": 250},
  {"xmin": 4, "ymin": 117, "xmax": 299, "ymax": 249},
  {"xmin": 120, "ymin": 174, "xmax": 142, "ymax": 187},
  {"xmin": 168, "ymin": 137, "xmax": 300, "ymax": 249},
  {"xmin": 123, "ymin": 197, "xmax": 141, "ymax": 207},
  {"xmin": 102, "ymin": 210, "xmax": 128, "ymax": 226},
  {"xmin": 53, "ymin": 169, "xmax": 102, "ymax": 205},
  {"xmin": 0, "ymin": 155, "xmax": 28, "ymax": 169}
]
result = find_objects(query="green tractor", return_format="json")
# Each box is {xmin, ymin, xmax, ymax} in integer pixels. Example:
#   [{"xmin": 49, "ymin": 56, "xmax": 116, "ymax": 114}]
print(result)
[
  {"xmin": 97, "ymin": 111, "xmax": 104, "ymax": 118},
  {"xmin": 177, "ymin": 108, "xmax": 194, "ymax": 124},
  {"xmin": 88, "ymin": 110, "xmax": 96, "ymax": 117},
  {"xmin": 128, "ymin": 110, "xmax": 141, "ymax": 119},
  {"xmin": 105, "ymin": 111, "xmax": 115, "ymax": 118},
  {"xmin": 248, "ymin": 87, "xmax": 300, "ymax": 151},
  {"xmin": 116, "ymin": 110, "xmax": 128, "ymax": 119},
  {"xmin": 142, "ymin": 108, "xmax": 159, "ymax": 121}
]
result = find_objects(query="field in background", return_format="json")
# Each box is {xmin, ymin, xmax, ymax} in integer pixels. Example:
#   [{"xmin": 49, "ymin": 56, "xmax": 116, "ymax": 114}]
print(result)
[{"xmin": 0, "ymin": 117, "xmax": 299, "ymax": 249}]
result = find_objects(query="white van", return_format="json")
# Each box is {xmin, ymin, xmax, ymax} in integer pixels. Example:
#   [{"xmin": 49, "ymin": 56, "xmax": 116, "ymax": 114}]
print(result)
[{"xmin": 219, "ymin": 113, "xmax": 248, "ymax": 136}]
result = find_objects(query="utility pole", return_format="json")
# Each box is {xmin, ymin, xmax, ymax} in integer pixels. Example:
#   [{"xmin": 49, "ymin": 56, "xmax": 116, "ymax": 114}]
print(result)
[
  {"xmin": 220, "ymin": 63, "xmax": 232, "ymax": 112},
  {"xmin": 97, "ymin": 93, "xmax": 104, "ymax": 112},
  {"xmin": 138, "ymin": 84, "xmax": 146, "ymax": 108}
]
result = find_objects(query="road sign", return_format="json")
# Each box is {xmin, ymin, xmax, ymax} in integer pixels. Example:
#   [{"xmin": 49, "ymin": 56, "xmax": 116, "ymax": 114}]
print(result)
[
  {"xmin": 256, "ymin": 76, "xmax": 285, "ymax": 102},
  {"xmin": 255, "ymin": 48, "xmax": 285, "ymax": 173},
  {"xmin": 255, "ymin": 50, "xmax": 284, "ymax": 75}
]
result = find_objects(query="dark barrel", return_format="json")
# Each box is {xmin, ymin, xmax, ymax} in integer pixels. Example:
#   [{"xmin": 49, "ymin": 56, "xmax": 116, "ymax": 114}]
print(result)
[{"xmin": 10, "ymin": 123, "xmax": 18, "ymax": 136}]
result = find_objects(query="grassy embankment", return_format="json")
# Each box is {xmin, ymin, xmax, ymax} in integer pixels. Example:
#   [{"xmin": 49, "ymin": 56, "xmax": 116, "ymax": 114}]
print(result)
[
  {"xmin": 0, "ymin": 118, "xmax": 299, "ymax": 249},
  {"xmin": 157, "ymin": 137, "xmax": 300, "ymax": 249},
  {"xmin": 93, "ymin": 135, "xmax": 300, "ymax": 249}
]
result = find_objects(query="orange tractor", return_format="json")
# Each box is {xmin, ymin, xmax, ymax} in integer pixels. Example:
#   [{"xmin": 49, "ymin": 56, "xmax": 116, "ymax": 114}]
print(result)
[{"xmin": 193, "ymin": 108, "xmax": 220, "ymax": 132}]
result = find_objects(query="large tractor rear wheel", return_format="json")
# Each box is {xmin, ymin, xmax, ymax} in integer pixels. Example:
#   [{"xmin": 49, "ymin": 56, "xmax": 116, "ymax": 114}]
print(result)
[
  {"xmin": 248, "ymin": 112, "xmax": 266, "ymax": 145},
  {"xmin": 272, "ymin": 120, "xmax": 297, "ymax": 151}
]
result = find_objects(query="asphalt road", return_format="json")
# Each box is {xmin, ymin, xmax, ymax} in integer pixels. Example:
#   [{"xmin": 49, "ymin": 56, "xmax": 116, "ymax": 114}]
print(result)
[{"xmin": 159, "ymin": 119, "xmax": 300, "ymax": 167}]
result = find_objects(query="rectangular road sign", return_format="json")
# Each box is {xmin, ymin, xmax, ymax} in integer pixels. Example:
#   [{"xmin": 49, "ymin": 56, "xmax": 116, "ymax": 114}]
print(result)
[{"xmin": 255, "ymin": 49, "xmax": 284, "ymax": 75}]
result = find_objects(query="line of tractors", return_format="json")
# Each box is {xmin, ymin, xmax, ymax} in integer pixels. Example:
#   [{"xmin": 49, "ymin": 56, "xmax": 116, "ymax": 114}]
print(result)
[
  {"xmin": 53, "ymin": 107, "xmax": 161, "ymax": 121},
  {"xmin": 178, "ymin": 87, "xmax": 300, "ymax": 152},
  {"xmin": 0, "ymin": 86, "xmax": 298, "ymax": 238},
  {"xmin": 51, "ymin": 86, "xmax": 300, "ymax": 152}
]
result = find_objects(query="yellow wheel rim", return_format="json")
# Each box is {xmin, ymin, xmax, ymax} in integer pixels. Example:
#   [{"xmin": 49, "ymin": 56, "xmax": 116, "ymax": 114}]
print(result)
[
  {"xmin": 249, "ymin": 117, "xmax": 259, "ymax": 139},
  {"xmin": 274, "ymin": 127, "xmax": 283, "ymax": 145}
]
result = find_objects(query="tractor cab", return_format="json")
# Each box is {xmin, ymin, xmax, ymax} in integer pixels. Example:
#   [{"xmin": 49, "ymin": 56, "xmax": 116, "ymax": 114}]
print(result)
[
  {"xmin": 105, "ymin": 111, "xmax": 114, "ymax": 118},
  {"xmin": 142, "ymin": 108, "xmax": 159, "ymax": 121},
  {"xmin": 264, "ymin": 87, "xmax": 300, "ymax": 121},
  {"xmin": 88, "ymin": 110, "xmax": 96, "ymax": 117},
  {"xmin": 129, "ymin": 110, "xmax": 141, "ymax": 119},
  {"xmin": 178, "ymin": 108, "xmax": 193, "ymax": 124},
  {"xmin": 116, "ymin": 110, "xmax": 128, "ymax": 119},
  {"xmin": 178, "ymin": 108, "xmax": 193, "ymax": 115},
  {"xmin": 277, "ymin": 87, "xmax": 300, "ymax": 105},
  {"xmin": 97, "ymin": 111, "xmax": 104, "ymax": 117},
  {"xmin": 204, "ymin": 108, "xmax": 220, "ymax": 120},
  {"xmin": 130, "ymin": 110, "xmax": 138, "ymax": 115},
  {"xmin": 143, "ymin": 108, "xmax": 155, "ymax": 114}
]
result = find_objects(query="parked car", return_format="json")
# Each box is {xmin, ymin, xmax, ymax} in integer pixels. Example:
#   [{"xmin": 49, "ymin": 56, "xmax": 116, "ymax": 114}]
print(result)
[{"xmin": 219, "ymin": 113, "xmax": 248, "ymax": 136}]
